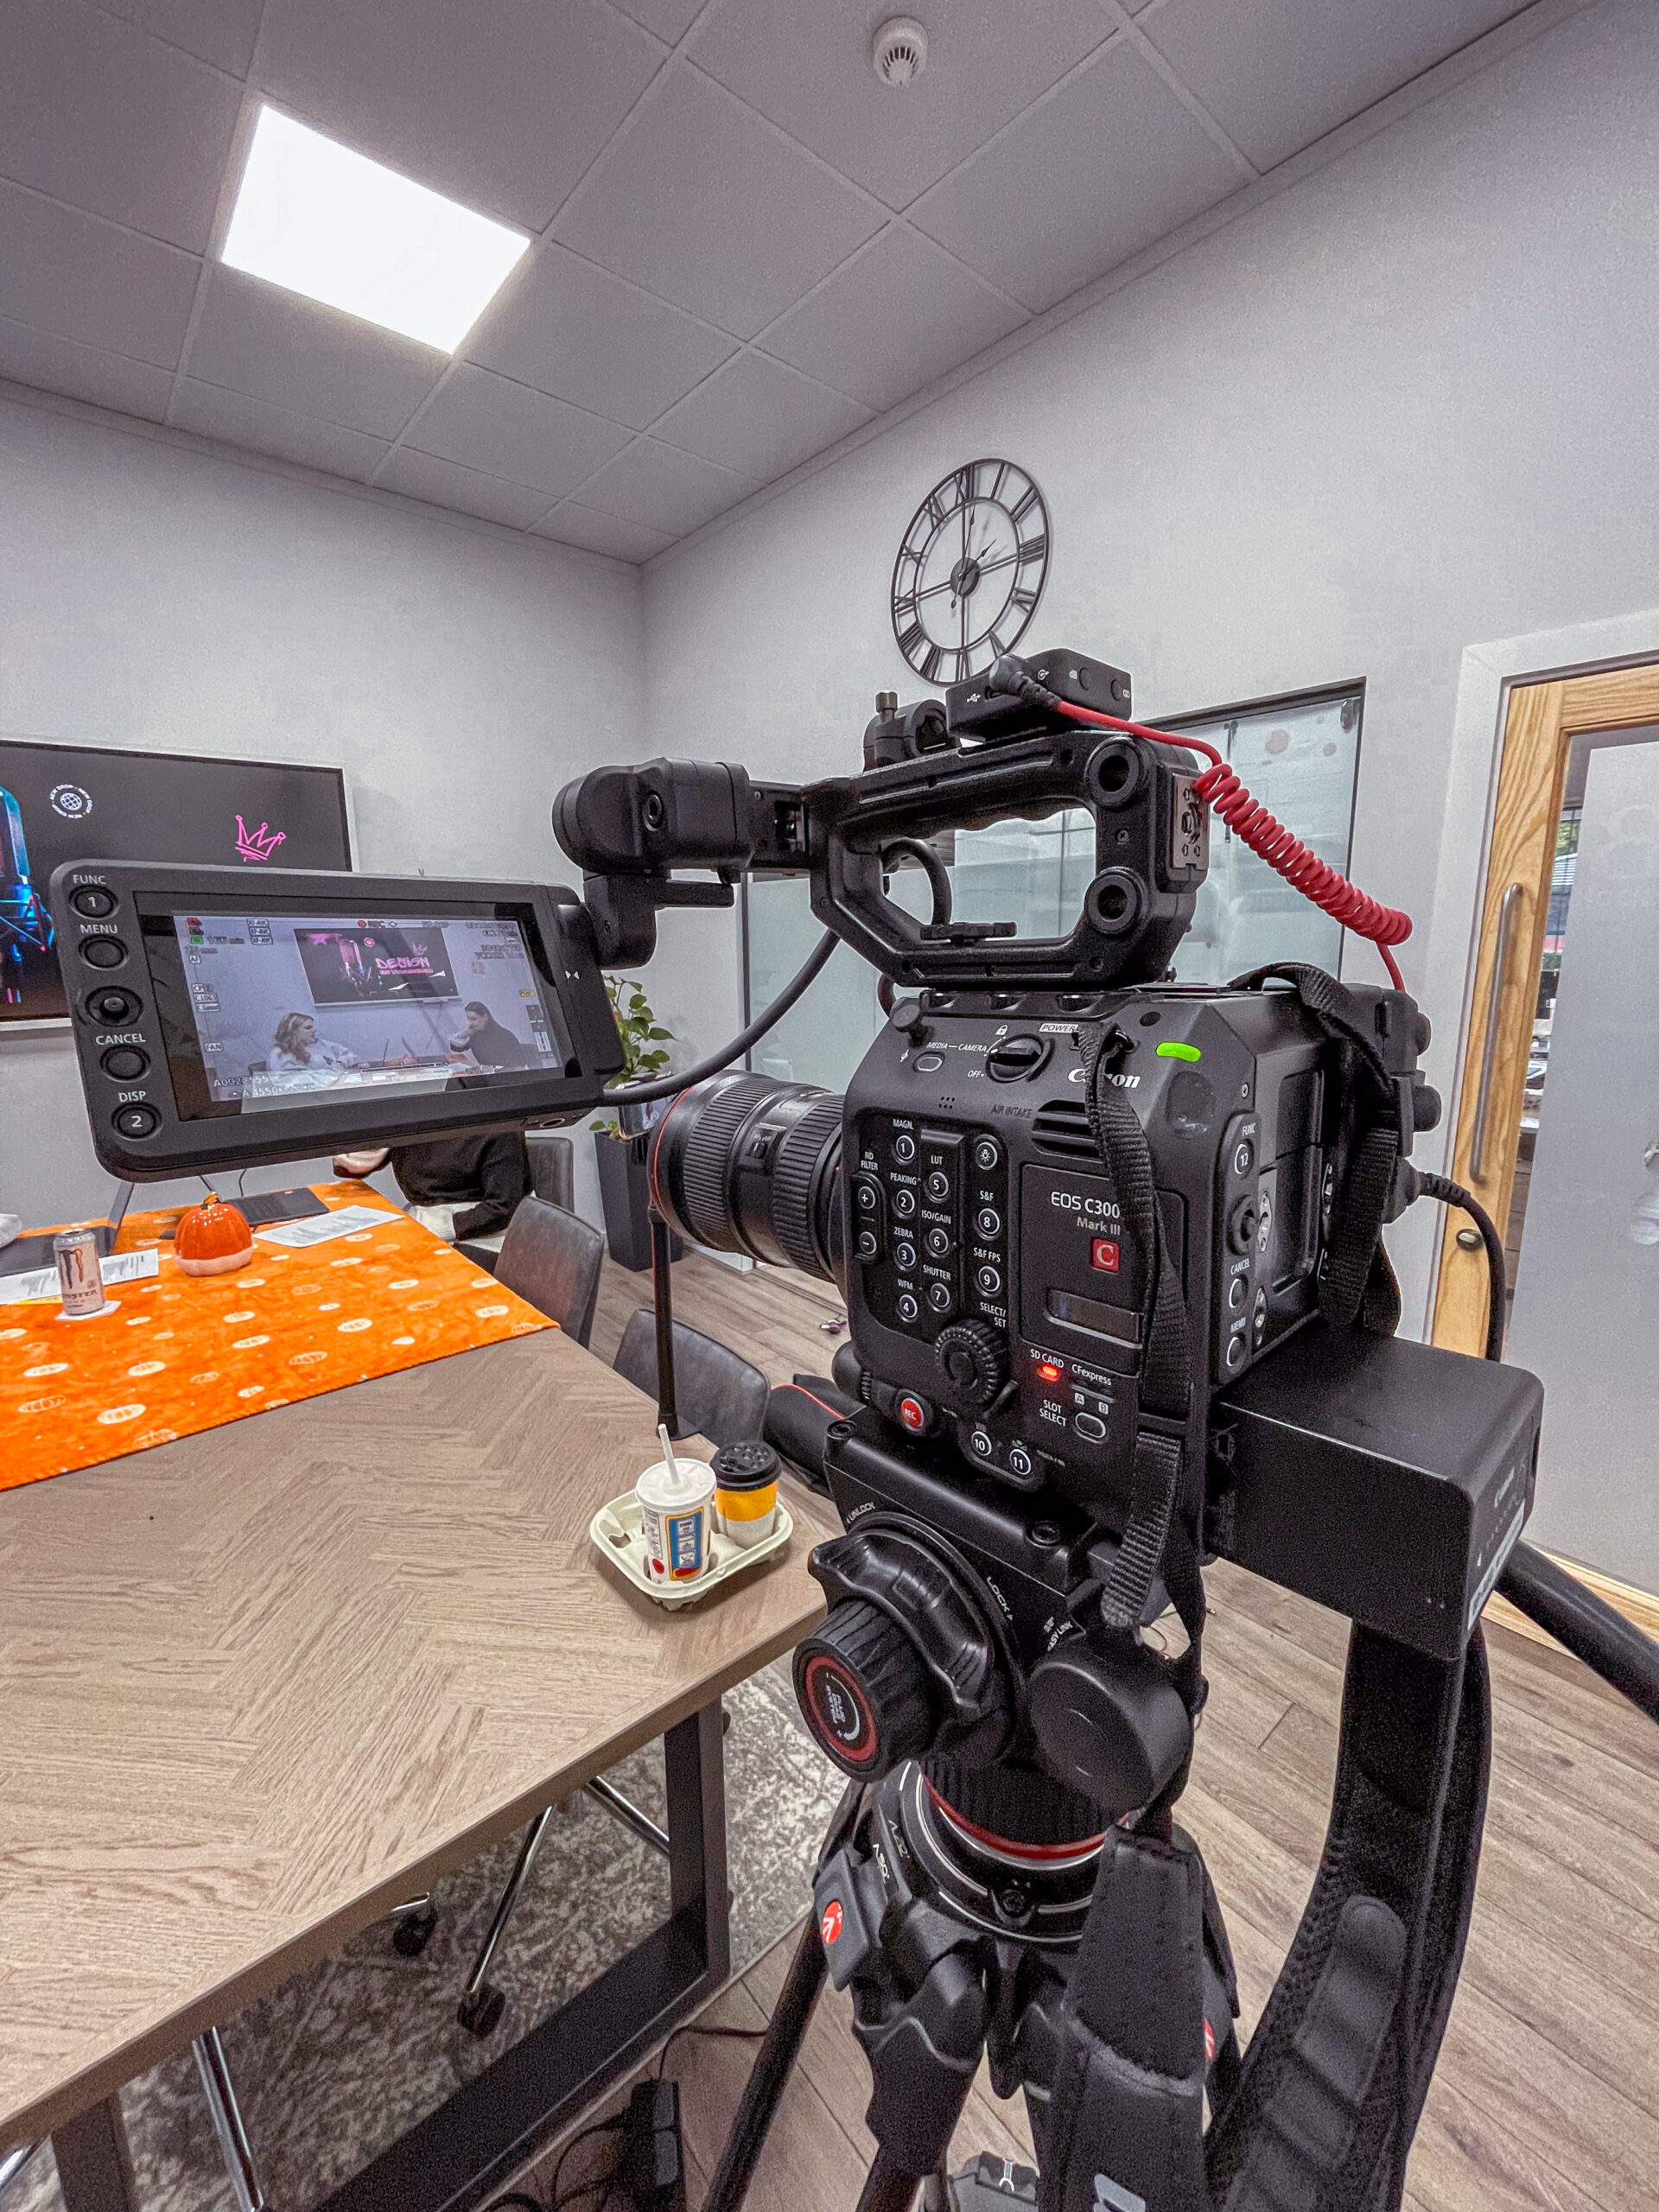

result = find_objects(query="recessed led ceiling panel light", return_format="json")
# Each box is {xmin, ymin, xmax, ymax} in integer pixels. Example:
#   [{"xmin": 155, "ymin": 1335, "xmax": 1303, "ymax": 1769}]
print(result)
[{"xmin": 220, "ymin": 105, "xmax": 531, "ymax": 353}]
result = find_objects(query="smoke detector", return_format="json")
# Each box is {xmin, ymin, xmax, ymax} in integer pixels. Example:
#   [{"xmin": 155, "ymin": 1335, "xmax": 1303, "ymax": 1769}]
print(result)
[{"xmin": 872, "ymin": 17, "xmax": 928, "ymax": 88}]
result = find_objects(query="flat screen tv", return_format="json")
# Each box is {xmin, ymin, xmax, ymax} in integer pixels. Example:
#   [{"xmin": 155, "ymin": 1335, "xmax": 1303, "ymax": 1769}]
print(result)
[{"xmin": 0, "ymin": 737, "xmax": 351, "ymax": 1022}]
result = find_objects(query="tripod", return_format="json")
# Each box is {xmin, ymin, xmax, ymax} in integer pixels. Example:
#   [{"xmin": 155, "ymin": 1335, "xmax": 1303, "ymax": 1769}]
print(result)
[{"xmin": 702, "ymin": 1758, "xmax": 1238, "ymax": 2212}]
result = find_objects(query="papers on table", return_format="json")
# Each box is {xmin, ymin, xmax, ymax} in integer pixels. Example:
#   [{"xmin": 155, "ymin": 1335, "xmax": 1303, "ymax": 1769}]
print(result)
[
  {"xmin": 0, "ymin": 1248, "xmax": 160, "ymax": 1304},
  {"xmin": 255, "ymin": 1204, "xmax": 397, "ymax": 1249}
]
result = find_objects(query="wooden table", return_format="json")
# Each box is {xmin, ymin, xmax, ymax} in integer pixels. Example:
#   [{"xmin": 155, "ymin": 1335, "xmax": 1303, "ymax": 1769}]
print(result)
[{"xmin": 0, "ymin": 1324, "xmax": 833, "ymax": 2209}]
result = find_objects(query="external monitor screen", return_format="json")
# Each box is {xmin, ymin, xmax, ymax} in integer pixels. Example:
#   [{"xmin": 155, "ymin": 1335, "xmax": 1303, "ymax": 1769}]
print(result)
[
  {"xmin": 1, "ymin": 738, "xmax": 350, "ymax": 1021},
  {"xmin": 142, "ymin": 906, "xmax": 573, "ymax": 1119}
]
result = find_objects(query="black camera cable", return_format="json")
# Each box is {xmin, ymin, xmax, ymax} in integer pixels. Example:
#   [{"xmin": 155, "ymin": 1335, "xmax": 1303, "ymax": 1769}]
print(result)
[
  {"xmin": 573, "ymin": 926, "xmax": 840, "ymax": 1114},
  {"xmin": 1399, "ymin": 1166, "xmax": 1506, "ymax": 1362}
]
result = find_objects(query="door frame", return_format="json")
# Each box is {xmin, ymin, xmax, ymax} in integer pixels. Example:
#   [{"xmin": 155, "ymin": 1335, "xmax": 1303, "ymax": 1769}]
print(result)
[
  {"xmin": 1432, "ymin": 663, "xmax": 1659, "ymax": 1353},
  {"xmin": 1416, "ymin": 606, "xmax": 1659, "ymax": 1338},
  {"xmin": 1419, "ymin": 612, "xmax": 1659, "ymax": 1634}
]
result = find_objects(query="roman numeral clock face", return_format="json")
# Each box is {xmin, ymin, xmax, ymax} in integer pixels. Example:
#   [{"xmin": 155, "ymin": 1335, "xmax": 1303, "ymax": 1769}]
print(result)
[{"xmin": 890, "ymin": 460, "xmax": 1051, "ymax": 686}]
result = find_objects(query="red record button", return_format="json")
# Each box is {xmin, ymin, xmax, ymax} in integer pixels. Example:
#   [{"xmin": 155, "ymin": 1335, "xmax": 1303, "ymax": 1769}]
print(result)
[
  {"xmin": 821, "ymin": 1898, "xmax": 844, "ymax": 1946},
  {"xmin": 1090, "ymin": 1236, "xmax": 1121, "ymax": 1274},
  {"xmin": 898, "ymin": 1395, "xmax": 927, "ymax": 1433}
]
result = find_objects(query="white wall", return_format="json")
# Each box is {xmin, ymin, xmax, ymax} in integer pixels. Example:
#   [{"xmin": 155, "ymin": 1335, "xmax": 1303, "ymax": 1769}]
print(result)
[
  {"xmin": 0, "ymin": 395, "xmax": 645, "ymax": 1232},
  {"xmin": 640, "ymin": 0, "xmax": 1659, "ymax": 1327}
]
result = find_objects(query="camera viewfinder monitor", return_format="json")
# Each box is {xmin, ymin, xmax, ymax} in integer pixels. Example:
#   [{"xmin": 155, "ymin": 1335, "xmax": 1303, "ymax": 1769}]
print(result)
[{"xmin": 48, "ymin": 862, "xmax": 623, "ymax": 1179}]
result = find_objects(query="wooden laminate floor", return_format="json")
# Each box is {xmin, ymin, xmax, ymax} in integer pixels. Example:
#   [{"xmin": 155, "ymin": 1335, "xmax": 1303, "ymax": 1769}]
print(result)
[{"xmin": 531, "ymin": 1249, "xmax": 1658, "ymax": 2212}]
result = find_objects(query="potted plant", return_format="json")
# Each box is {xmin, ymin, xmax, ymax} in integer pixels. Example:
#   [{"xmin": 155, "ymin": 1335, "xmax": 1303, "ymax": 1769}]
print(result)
[{"xmin": 592, "ymin": 976, "xmax": 682, "ymax": 1270}]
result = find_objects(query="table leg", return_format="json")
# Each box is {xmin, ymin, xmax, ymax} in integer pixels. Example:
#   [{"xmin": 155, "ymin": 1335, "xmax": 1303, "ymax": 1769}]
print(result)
[
  {"xmin": 315, "ymin": 1696, "xmax": 733, "ymax": 2212},
  {"xmin": 51, "ymin": 2099, "xmax": 136, "ymax": 2212},
  {"xmin": 665, "ymin": 1699, "xmax": 731, "ymax": 1986}
]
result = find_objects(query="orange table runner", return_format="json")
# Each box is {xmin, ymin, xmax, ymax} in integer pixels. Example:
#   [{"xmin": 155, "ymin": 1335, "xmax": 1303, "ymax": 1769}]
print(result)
[{"xmin": 1, "ymin": 1185, "xmax": 551, "ymax": 1494}]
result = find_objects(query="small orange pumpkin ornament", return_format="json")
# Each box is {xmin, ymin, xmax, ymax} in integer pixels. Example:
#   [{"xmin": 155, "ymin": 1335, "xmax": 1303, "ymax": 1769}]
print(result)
[{"xmin": 175, "ymin": 1192, "xmax": 255, "ymax": 1276}]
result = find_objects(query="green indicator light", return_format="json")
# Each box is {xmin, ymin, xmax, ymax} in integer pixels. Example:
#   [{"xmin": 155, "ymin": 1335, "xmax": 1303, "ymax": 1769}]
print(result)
[{"xmin": 1156, "ymin": 1040, "xmax": 1203, "ymax": 1063}]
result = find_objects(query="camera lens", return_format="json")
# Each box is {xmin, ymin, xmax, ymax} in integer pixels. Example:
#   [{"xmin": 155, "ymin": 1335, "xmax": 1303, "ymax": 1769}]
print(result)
[{"xmin": 650, "ymin": 1071, "xmax": 845, "ymax": 1283}]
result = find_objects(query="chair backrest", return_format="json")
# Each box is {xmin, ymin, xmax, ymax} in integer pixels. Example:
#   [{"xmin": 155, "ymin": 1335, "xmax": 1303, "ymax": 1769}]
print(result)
[
  {"xmin": 525, "ymin": 1130, "xmax": 575, "ymax": 1211},
  {"xmin": 494, "ymin": 1196, "xmax": 604, "ymax": 1347},
  {"xmin": 613, "ymin": 1309, "xmax": 770, "ymax": 1449}
]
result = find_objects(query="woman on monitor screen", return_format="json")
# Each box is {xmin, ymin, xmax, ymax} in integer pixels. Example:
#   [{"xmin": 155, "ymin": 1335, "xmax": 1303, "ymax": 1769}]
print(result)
[
  {"xmin": 270, "ymin": 1010, "xmax": 361, "ymax": 1073},
  {"xmin": 449, "ymin": 1001, "xmax": 537, "ymax": 1070}
]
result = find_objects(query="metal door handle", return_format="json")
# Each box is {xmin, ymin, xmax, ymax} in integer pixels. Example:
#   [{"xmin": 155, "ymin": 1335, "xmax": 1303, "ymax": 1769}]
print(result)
[{"xmin": 1471, "ymin": 880, "xmax": 1525, "ymax": 1184}]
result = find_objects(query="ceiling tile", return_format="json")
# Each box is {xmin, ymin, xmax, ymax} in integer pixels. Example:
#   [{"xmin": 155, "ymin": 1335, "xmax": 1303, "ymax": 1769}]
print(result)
[
  {"xmin": 652, "ymin": 352, "xmax": 871, "ymax": 480},
  {"xmin": 689, "ymin": 0, "xmax": 1115, "ymax": 211},
  {"xmin": 535, "ymin": 505, "xmax": 676, "ymax": 562},
  {"xmin": 102, "ymin": 0, "xmax": 265, "ymax": 75},
  {"xmin": 606, "ymin": 0, "xmax": 702, "ymax": 42},
  {"xmin": 1143, "ymin": 0, "xmax": 1530, "ymax": 172},
  {"xmin": 258, "ymin": 0, "xmax": 663, "ymax": 232},
  {"xmin": 760, "ymin": 226, "xmax": 1027, "ymax": 411},
  {"xmin": 556, "ymin": 67, "xmax": 884, "ymax": 339},
  {"xmin": 0, "ymin": 316, "xmax": 173, "ymax": 420},
  {"xmin": 573, "ymin": 437, "xmax": 756, "ymax": 535},
  {"xmin": 0, "ymin": 0, "xmax": 241, "ymax": 252},
  {"xmin": 912, "ymin": 42, "xmax": 1243, "ymax": 314},
  {"xmin": 376, "ymin": 447, "xmax": 556, "ymax": 528},
  {"xmin": 0, "ymin": 182, "xmax": 199, "ymax": 366},
  {"xmin": 409, "ymin": 364, "xmax": 632, "ymax": 496},
  {"xmin": 186, "ymin": 267, "xmax": 444, "ymax": 436},
  {"xmin": 466, "ymin": 245, "xmax": 735, "ymax": 430},
  {"xmin": 172, "ymin": 380, "xmax": 390, "ymax": 478}
]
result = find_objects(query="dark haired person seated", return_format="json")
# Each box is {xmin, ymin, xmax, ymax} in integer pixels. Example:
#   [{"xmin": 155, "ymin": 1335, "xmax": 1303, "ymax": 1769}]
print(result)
[
  {"xmin": 450, "ymin": 1001, "xmax": 538, "ymax": 1070},
  {"xmin": 333, "ymin": 1132, "xmax": 531, "ymax": 1248}
]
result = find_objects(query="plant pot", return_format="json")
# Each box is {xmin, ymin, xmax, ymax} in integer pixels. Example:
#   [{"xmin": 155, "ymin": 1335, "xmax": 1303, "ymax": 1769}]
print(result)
[{"xmin": 593, "ymin": 1131, "xmax": 683, "ymax": 1273}]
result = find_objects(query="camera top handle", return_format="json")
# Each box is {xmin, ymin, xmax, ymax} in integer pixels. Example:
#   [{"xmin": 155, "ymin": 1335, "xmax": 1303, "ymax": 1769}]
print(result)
[{"xmin": 554, "ymin": 650, "xmax": 1209, "ymax": 988}]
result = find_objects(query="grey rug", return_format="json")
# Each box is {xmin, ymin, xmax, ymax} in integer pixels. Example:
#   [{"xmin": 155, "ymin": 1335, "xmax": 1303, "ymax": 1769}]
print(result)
[{"xmin": 12, "ymin": 1661, "xmax": 842, "ymax": 2211}]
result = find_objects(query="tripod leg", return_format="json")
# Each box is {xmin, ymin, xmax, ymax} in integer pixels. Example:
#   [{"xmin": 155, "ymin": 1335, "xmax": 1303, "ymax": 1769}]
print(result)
[{"xmin": 700, "ymin": 1915, "xmax": 828, "ymax": 2212}]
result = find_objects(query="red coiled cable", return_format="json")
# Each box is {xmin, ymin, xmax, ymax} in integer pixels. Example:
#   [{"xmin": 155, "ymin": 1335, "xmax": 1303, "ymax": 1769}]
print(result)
[{"xmin": 1047, "ymin": 696, "xmax": 1410, "ymax": 989}]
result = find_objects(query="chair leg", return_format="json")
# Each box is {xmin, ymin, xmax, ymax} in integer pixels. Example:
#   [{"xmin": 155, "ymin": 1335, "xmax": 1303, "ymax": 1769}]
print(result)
[
  {"xmin": 386, "ymin": 1890, "xmax": 439, "ymax": 1955},
  {"xmin": 192, "ymin": 2027, "xmax": 269, "ymax": 2212},
  {"xmin": 456, "ymin": 1806, "xmax": 554, "ymax": 2038},
  {"xmin": 0, "ymin": 2143, "xmax": 41, "ymax": 2195},
  {"xmin": 584, "ymin": 1776, "xmax": 671, "ymax": 1858}
]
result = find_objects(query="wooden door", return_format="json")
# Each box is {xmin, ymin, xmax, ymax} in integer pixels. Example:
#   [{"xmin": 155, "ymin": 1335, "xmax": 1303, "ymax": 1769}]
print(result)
[{"xmin": 1432, "ymin": 662, "xmax": 1659, "ymax": 1355}]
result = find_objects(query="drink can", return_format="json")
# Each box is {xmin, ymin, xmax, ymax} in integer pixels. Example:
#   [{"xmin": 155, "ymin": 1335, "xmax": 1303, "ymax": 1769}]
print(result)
[{"xmin": 54, "ymin": 1228, "xmax": 108, "ymax": 1317}]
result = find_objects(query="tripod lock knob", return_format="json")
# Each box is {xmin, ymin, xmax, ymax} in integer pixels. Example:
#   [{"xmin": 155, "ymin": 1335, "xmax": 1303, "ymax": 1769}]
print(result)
[{"xmin": 796, "ymin": 1599, "xmax": 936, "ymax": 1777}]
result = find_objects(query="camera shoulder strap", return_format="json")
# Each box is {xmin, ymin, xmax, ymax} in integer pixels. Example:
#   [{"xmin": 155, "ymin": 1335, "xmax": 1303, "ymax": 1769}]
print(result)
[
  {"xmin": 1039, "ymin": 1630, "xmax": 1491, "ymax": 2212},
  {"xmin": 1052, "ymin": 1005, "xmax": 1490, "ymax": 2212},
  {"xmin": 1077, "ymin": 1023, "xmax": 1199, "ymax": 1678}
]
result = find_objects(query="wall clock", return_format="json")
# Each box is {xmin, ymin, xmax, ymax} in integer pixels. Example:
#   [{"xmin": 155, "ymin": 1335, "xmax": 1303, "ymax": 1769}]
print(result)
[{"xmin": 889, "ymin": 459, "xmax": 1050, "ymax": 687}]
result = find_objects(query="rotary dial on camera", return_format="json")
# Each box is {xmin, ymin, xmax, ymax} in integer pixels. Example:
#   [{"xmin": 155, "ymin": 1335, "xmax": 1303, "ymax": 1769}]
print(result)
[{"xmin": 890, "ymin": 459, "xmax": 1050, "ymax": 687}]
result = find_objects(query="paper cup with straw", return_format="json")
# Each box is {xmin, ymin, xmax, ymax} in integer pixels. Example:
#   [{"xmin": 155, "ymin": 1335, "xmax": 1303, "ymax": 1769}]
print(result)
[{"xmin": 636, "ymin": 1421, "xmax": 716, "ymax": 1585}]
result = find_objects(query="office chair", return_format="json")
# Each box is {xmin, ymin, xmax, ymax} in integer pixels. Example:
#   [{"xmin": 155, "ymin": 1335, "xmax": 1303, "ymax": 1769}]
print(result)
[
  {"xmin": 611, "ymin": 1310, "xmax": 769, "ymax": 1449},
  {"xmin": 450, "ymin": 1317, "xmax": 767, "ymax": 2037},
  {"xmin": 524, "ymin": 1128, "xmax": 575, "ymax": 1210},
  {"xmin": 492, "ymin": 1195, "xmax": 604, "ymax": 1349}
]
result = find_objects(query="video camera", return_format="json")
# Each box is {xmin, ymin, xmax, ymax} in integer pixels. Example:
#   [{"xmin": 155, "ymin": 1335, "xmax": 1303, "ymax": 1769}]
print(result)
[{"xmin": 50, "ymin": 647, "xmax": 1557, "ymax": 2209}]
